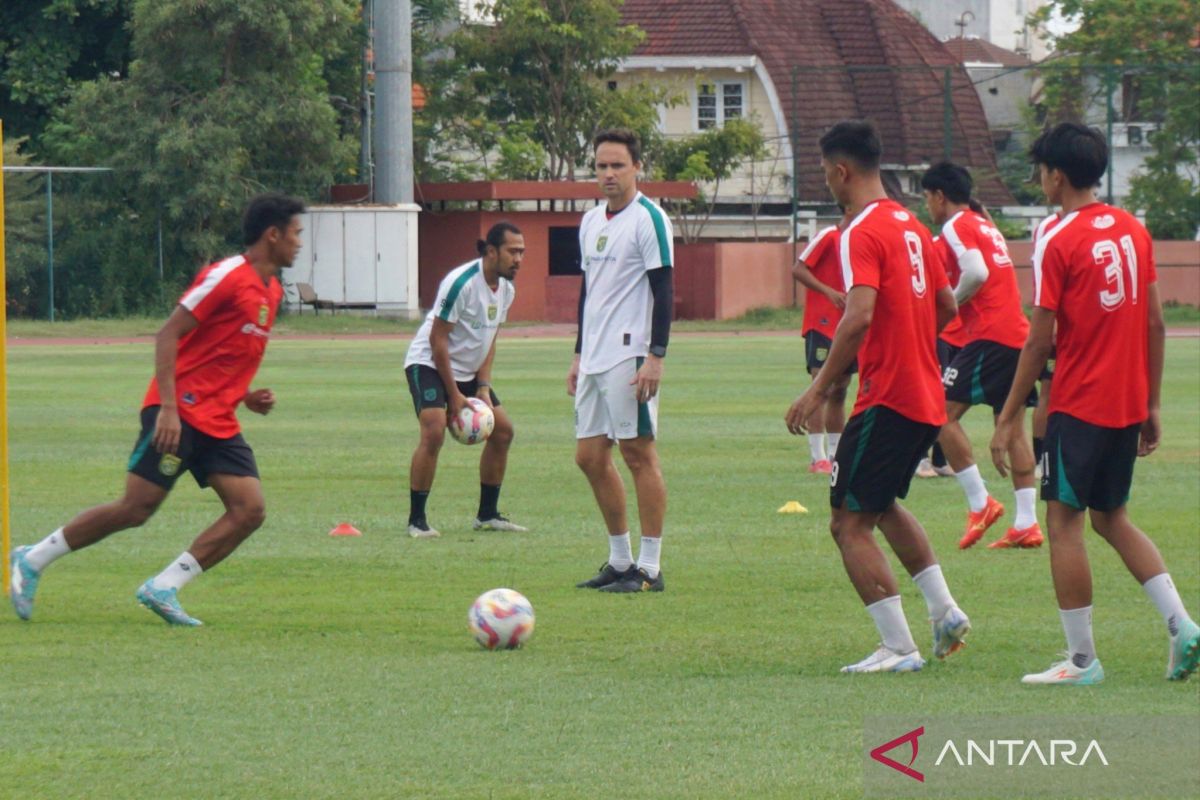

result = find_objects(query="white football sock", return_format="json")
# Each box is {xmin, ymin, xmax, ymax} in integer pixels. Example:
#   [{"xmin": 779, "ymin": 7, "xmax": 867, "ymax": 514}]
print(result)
[
  {"xmin": 1059, "ymin": 606, "xmax": 1096, "ymax": 668},
  {"xmin": 955, "ymin": 464, "xmax": 989, "ymax": 513},
  {"xmin": 866, "ymin": 595, "xmax": 918, "ymax": 654},
  {"xmin": 807, "ymin": 434, "xmax": 827, "ymax": 462},
  {"xmin": 1014, "ymin": 488, "xmax": 1037, "ymax": 529},
  {"xmin": 827, "ymin": 432, "xmax": 842, "ymax": 457},
  {"xmin": 637, "ymin": 536, "xmax": 662, "ymax": 578},
  {"xmin": 608, "ymin": 532, "xmax": 633, "ymax": 571},
  {"xmin": 25, "ymin": 527, "xmax": 72, "ymax": 572},
  {"xmin": 152, "ymin": 552, "xmax": 202, "ymax": 592},
  {"xmin": 1143, "ymin": 574, "xmax": 1192, "ymax": 636},
  {"xmin": 912, "ymin": 564, "xmax": 955, "ymax": 620}
]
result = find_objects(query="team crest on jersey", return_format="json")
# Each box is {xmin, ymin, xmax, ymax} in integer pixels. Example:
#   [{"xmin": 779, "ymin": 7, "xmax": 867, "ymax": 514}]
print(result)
[
  {"xmin": 159, "ymin": 454, "xmax": 182, "ymax": 477},
  {"xmin": 893, "ymin": 211, "xmax": 911, "ymax": 221},
  {"xmin": 1092, "ymin": 214, "xmax": 1116, "ymax": 229},
  {"xmin": 487, "ymin": 305, "xmax": 497, "ymax": 321},
  {"xmin": 596, "ymin": 235, "xmax": 608, "ymax": 252},
  {"xmin": 258, "ymin": 304, "xmax": 269, "ymax": 326}
]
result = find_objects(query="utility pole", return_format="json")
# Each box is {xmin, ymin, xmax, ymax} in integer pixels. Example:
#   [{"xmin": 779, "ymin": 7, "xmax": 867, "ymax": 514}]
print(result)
[{"xmin": 374, "ymin": 0, "xmax": 414, "ymax": 204}]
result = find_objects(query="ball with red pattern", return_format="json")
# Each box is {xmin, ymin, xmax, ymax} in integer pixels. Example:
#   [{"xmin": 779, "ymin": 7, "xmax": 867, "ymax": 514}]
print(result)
[
  {"xmin": 448, "ymin": 397, "xmax": 495, "ymax": 445},
  {"xmin": 468, "ymin": 588, "xmax": 535, "ymax": 650}
]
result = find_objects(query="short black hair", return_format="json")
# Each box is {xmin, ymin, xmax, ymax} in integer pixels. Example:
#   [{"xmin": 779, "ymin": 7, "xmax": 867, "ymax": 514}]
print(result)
[
  {"xmin": 592, "ymin": 128, "xmax": 642, "ymax": 164},
  {"xmin": 476, "ymin": 221, "xmax": 522, "ymax": 256},
  {"xmin": 1028, "ymin": 123, "xmax": 1108, "ymax": 189},
  {"xmin": 818, "ymin": 120, "xmax": 882, "ymax": 171},
  {"xmin": 920, "ymin": 162, "xmax": 973, "ymax": 204},
  {"xmin": 243, "ymin": 193, "xmax": 305, "ymax": 246}
]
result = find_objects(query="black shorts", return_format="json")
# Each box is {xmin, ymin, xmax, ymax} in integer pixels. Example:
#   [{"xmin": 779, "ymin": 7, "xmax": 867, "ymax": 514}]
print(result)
[
  {"xmin": 831, "ymin": 405, "xmax": 941, "ymax": 514},
  {"xmin": 943, "ymin": 339, "xmax": 1036, "ymax": 413},
  {"xmin": 937, "ymin": 339, "xmax": 961, "ymax": 371},
  {"xmin": 128, "ymin": 406, "xmax": 259, "ymax": 490},
  {"xmin": 1042, "ymin": 412, "xmax": 1140, "ymax": 512},
  {"xmin": 405, "ymin": 364, "xmax": 500, "ymax": 416},
  {"xmin": 804, "ymin": 330, "xmax": 858, "ymax": 375}
]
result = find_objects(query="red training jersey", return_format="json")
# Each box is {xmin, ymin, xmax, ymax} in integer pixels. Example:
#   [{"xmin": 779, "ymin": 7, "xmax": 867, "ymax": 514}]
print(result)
[
  {"xmin": 941, "ymin": 210, "xmax": 1028, "ymax": 349},
  {"xmin": 1033, "ymin": 203, "xmax": 1156, "ymax": 428},
  {"xmin": 840, "ymin": 199, "xmax": 949, "ymax": 425},
  {"xmin": 800, "ymin": 225, "xmax": 844, "ymax": 337},
  {"xmin": 143, "ymin": 255, "xmax": 283, "ymax": 438},
  {"xmin": 935, "ymin": 235, "xmax": 970, "ymax": 348}
]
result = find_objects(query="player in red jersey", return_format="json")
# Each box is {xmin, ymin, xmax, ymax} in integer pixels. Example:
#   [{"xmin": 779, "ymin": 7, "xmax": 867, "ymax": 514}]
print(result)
[
  {"xmin": 915, "ymin": 234, "xmax": 968, "ymax": 479},
  {"xmin": 9, "ymin": 194, "xmax": 304, "ymax": 627},
  {"xmin": 921, "ymin": 162, "xmax": 1042, "ymax": 550},
  {"xmin": 786, "ymin": 120, "xmax": 969, "ymax": 674},
  {"xmin": 791, "ymin": 209, "xmax": 854, "ymax": 473},
  {"xmin": 991, "ymin": 123, "xmax": 1199, "ymax": 685}
]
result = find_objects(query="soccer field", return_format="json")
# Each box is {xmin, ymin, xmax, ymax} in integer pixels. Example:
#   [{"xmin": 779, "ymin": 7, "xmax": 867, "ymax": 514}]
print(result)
[{"xmin": 2, "ymin": 334, "xmax": 1197, "ymax": 799}]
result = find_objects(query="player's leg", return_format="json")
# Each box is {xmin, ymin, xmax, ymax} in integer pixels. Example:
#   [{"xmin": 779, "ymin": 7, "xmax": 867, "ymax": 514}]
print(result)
[
  {"xmin": 405, "ymin": 365, "xmax": 447, "ymax": 538},
  {"xmin": 1087, "ymin": 423, "xmax": 1200, "ymax": 680},
  {"xmin": 9, "ymin": 472, "xmax": 168, "ymax": 621},
  {"xmin": 918, "ymin": 340, "xmax": 958, "ymax": 479},
  {"xmin": 938, "ymin": 399, "xmax": 1004, "ymax": 549},
  {"xmin": 985, "ymin": 407, "xmax": 1041, "ymax": 549},
  {"xmin": 473, "ymin": 391, "xmax": 525, "ymax": 531},
  {"xmin": 822, "ymin": 371, "xmax": 852, "ymax": 461},
  {"xmin": 803, "ymin": 332, "xmax": 831, "ymax": 472}
]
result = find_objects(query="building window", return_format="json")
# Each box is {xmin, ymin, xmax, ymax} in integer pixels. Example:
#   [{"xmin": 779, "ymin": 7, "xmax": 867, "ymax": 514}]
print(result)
[
  {"xmin": 696, "ymin": 80, "xmax": 746, "ymax": 130},
  {"xmin": 549, "ymin": 226, "xmax": 582, "ymax": 276}
]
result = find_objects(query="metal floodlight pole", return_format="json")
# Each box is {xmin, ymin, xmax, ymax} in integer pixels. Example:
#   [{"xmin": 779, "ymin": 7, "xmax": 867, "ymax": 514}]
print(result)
[
  {"xmin": 374, "ymin": 0, "xmax": 414, "ymax": 204},
  {"xmin": 46, "ymin": 172, "xmax": 54, "ymax": 321}
]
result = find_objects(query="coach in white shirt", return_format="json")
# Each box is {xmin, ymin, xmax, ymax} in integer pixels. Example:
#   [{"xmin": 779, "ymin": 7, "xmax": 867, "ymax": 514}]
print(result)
[{"xmin": 568, "ymin": 128, "xmax": 674, "ymax": 594}]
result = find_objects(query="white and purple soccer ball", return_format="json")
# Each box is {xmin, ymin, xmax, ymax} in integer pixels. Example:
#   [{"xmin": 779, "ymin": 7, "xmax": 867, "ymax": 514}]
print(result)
[
  {"xmin": 448, "ymin": 397, "xmax": 495, "ymax": 445},
  {"xmin": 468, "ymin": 588, "xmax": 535, "ymax": 650}
]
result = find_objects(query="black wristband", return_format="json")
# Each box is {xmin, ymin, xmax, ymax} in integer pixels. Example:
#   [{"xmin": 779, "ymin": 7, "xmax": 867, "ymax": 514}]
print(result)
[{"xmin": 648, "ymin": 345, "xmax": 667, "ymax": 358}]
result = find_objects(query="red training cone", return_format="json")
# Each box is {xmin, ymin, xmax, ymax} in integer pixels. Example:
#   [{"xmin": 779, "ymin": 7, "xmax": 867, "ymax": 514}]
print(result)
[{"xmin": 329, "ymin": 522, "xmax": 362, "ymax": 537}]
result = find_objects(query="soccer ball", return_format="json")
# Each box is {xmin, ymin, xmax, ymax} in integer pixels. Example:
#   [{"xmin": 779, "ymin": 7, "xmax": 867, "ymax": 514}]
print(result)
[
  {"xmin": 448, "ymin": 397, "xmax": 495, "ymax": 445},
  {"xmin": 468, "ymin": 588, "xmax": 535, "ymax": 650}
]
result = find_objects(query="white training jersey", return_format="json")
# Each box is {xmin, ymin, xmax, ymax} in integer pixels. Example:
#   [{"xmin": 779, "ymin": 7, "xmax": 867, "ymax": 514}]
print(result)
[
  {"xmin": 577, "ymin": 191, "xmax": 674, "ymax": 375},
  {"xmin": 405, "ymin": 259, "xmax": 515, "ymax": 381}
]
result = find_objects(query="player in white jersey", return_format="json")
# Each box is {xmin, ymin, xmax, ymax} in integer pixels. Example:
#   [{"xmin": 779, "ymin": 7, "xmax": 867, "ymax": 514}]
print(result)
[
  {"xmin": 568, "ymin": 128, "xmax": 674, "ymax": 593},
  {"xmin": 403, "ymin": 223, "xmax": 526, "ymax": 538}
]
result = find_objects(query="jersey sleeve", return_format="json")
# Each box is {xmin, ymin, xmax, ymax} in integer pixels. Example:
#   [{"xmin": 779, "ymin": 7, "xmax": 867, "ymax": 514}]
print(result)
[
  {"xmin": 435, "ymin": 273, "xmax": 466, "ymax": 324},
  {"xmin": 926, "ymin": 231, "xmax": 950, "ymax": 292},
  {"xmin": 941, "ymin": 215, "xmax": 980, "ymax": 262},
  {"xmin": 180, "ymin": 265, "xmax": 239, "ymax": 323},
  {"xmin": 840, "ymin": 223, "xmax": 882, "ymax": 291},
  {"xmin": 799, "ymin": 226, "xmax": 835, "ymax": 266},
  {"xmin": 578, "ymin": 217, "xmax": 591, "ymax": 274},
  {"xmin": 1033, "ymin": 240, "xmax": 1066, "ymax": 312},
  {"xmin": 637, "ymin": 205, "xmax": 674, "ymax": 271}
]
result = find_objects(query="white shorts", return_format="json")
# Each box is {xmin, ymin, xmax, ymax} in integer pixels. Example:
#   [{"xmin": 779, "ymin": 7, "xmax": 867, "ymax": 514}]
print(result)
[{"xmin": 575, "ymin": 357, "xmax": 659, "ymax": 440}]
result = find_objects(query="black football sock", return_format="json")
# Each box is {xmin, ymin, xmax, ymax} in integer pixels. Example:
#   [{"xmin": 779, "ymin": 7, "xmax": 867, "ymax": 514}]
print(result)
[
  {"xmin": 410, "ymin": 490, "xmax": 430, "ymax": 526},
  {"xmin": 478, "ymin": 483, "xmax": 501, "ymax": 519},
  {"xmin": 1033, "ymin": 437, "xmax": 1044, "ymax": 463}
]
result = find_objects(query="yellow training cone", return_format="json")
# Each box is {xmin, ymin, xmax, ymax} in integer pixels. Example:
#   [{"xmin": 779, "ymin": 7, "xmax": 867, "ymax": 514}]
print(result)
[{"xmin": 777, "ymin": 501, "xmax": 808, "ymax": 514}]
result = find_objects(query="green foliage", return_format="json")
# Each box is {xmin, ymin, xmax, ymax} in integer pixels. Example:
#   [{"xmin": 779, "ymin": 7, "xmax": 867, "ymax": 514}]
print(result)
[
  {"xmin": 429, "ymin": 0, "xmax": 662, "ymax": 180},
  {"xmin": 652, "ymin": 116, "xmax": 767, "ymax": 240},
  {"xmin": 0, "ymin": 0, "xmax": 133, "ymax": 144},
  {"xmin": 34, "ymin": 0, "xmax": 360, "ymax": 317},
  {"xmin": 1, "ymin": 137, "xmax": 46, "ymax": 314},
  {"xmin": 1032, "ymin": 0, "xmax": 1200, "ymax": 237}
]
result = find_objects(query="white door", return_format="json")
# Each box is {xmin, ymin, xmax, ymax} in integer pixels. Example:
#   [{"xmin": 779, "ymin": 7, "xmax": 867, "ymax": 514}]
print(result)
[
  {"xmin": 310, "ymin": 211, "xmax": 346, "ymax": 302},
  {"xmin": 375, "ymin": 211, "xmax": 408, "ymax": 305},
  {"xmin": 343, "ymin": 212, "xmax": 377, "ymax": 303}
]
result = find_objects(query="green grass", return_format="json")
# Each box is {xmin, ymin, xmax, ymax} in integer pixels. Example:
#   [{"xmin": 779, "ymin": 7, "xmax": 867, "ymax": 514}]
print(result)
[{"xmin": 1, "ymin": 336, "xmax": 1197, "ymax": 799}]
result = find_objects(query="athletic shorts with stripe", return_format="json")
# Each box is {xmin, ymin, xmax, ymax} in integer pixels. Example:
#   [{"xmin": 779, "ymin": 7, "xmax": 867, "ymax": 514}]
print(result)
[
  {"xmin": 831, "ymin": 405, "xmax": 940, "ymax": 513},
  {"xmin": 405, "ymin": 364, "xmax": 500, "ymax": 416},
  {"xmin": 803, "ymin": 330, "xmax": 858, "ymax": 375},
  {"xmin": 943, "ymin": 339, "xmax": 1036, "ymax": 413},
  {"xmin": 128, "ymin": 406, "xmax": 259, "ymax": 490},
  {"xmin": 575, "ymin": 357, "xmax": 657, "ymax": 440},
  {"xmin": 1042, "ymin": 412, "xmax": 1139, "ymax": 512}
]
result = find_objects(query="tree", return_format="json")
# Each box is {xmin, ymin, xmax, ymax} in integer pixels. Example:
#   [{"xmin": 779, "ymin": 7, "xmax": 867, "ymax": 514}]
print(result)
[
  {"xmin": 1032, "ymin": 0, "xmax": 1200, "ymax": 238},
  {"xmin": 652, "ymin": 118, "xmax": 767, "ymax": 242},
  {"xmin": 438, "ymin": 0, "xmax": 663, "ymax": 180},
  {"xmin": 37, "ymin": 0, "xmax": 360, "ymax": 317},
  {"xmin": 0, "ymin": 0, "xmax": 133, "ymax": 146},
  {"xmin": 1, "ymin": 137, "xmax": 46, "ymax": 315}
]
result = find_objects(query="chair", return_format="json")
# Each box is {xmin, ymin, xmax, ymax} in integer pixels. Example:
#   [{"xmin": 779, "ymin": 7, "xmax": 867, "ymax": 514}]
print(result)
[{"xmin": 296, "ymin": 282, "xmax": 336, "ymax": 315}]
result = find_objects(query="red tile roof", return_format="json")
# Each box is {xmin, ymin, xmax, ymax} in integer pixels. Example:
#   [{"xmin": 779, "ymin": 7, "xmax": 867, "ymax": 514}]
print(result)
[
  {"xmin": 621, "ymin": 0, "xmax": 1014, "ymax": 205},
  {"xmin": 945, "ymin": 36, "xmax": 1033, "ymax": 68}
]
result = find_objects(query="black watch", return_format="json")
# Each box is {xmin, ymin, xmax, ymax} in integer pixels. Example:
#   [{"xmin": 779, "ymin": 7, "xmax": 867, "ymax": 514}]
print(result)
[{"xmin": 649, "ymin": 345, "xmax": 667, "ymax": 358}]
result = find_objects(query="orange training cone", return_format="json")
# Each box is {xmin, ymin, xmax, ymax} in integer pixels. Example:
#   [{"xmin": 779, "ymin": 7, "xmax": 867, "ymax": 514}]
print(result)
[{"xmin": 329, "ymin": 522, "xmax": 362, "ymax": 537}]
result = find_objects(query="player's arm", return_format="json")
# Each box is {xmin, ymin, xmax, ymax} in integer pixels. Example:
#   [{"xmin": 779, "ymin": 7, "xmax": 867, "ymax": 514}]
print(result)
[
  {"xmin": 1140, "ymin": 282, "xmax": 1165, "ymax": 456},
  {"xmin": 475, "ymin": 335, "xmax": 498, "ymax": 409},
  {"xmin": 430, "ymin": 317, "xmax": 467, "ymax": 418},
  {"xmin": 151, "ymin": 305, "xmax": 200, "ymax": 454},
  {"xmin": 785, "ymin": 285, "xmax": 875, "ymax": 434},
  {"xmin": 952, "ymin": 248, "xmax": 987, "ymax": 304},
  {"xmin": 632, "ymin": 266, "xmax": 672, "ymax": 403},
  {"xmin": 567, "ymin": 275, "xmax": 586, "ymax": 396},
  {"xmin": 990, "ymin": 307, "xmax": 1054, "ymax": 475},
  {"xmin": 791, "ymin": 258, "xmax": 846, "ymax": 310}
]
